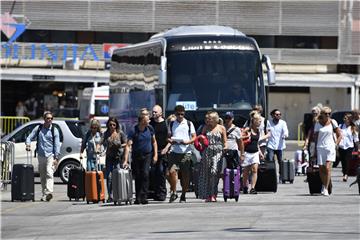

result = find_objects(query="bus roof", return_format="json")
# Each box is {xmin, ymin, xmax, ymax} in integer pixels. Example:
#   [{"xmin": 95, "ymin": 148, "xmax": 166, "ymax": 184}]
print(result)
[{"xmin": 150, "ymin": 25, "xmax": 245, "ymax": 40}]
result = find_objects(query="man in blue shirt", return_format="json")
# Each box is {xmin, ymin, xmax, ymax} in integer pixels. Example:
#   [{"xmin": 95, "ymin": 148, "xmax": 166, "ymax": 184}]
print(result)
[
  {"xmin": 25, "ymin": 111, "xmax": 61, "ymax": 201},
  {"xmin": 124, "ymin": 111, "xmax": 158, "ymax": 204}
]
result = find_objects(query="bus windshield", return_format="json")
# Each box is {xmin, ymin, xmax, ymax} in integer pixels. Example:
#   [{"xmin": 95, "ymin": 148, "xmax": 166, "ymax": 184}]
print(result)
[{"xmin": 166, "ymin": 50, "xmax": 260, "ymax": 111}]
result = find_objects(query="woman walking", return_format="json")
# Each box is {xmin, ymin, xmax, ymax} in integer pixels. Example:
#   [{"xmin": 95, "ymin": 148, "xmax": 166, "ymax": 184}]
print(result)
[
  {"xmin": 338, "ymin": 113, "xmax": 359, "ymax": 182},
  {"xmin": 313, "ymin": 107, "xmax": 342, "ymax": 196},
  {"xmin": 80, "ymin": 119, "xmax": 102, "ymax": 171},
  {"xmin": 241, "ymin": 111, "xmax": 264, "ymax": 194},
  {"xmin": 198, "ymin": 111, "xmax": 227, "ymax": 202}
]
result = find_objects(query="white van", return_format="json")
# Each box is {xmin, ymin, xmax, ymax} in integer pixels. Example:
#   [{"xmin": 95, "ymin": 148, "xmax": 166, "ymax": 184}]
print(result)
[{"xmin": 79, "ymin": 85, "xmax": 109, "ymax": 126}]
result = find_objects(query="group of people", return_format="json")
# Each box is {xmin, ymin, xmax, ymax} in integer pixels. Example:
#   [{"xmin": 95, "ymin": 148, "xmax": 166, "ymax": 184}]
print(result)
[
  {"xmin": 26, "ymin": 104, "xmax": 358, "ymax": 203},
  {"xmin": 303, "ymin": 107, "xmax": 360, "ymax": 195}
]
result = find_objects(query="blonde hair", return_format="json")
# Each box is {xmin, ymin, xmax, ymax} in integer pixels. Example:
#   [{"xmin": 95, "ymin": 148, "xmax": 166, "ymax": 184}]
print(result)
[
  {"xmin": 320, "ymin": 106, "xmax": 332, "ymax": 115},
  {"xmin": 207, "ymin": 111, "xmax": 219, "ymax": 123},
  {"xmin": 90, "ymin": 119, "xmax": 101, "ymax": 132}
]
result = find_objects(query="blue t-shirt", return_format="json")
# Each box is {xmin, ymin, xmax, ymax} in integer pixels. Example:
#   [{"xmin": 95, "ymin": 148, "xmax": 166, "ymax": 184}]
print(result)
[{"xmin": 128, "ymin": 125, "xmax": 154, "ymax": 154}]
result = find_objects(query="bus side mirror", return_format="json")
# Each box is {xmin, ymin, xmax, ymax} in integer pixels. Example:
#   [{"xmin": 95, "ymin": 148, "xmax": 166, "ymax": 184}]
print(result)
[
  {"xmin": 262, "ymin": 55, "xmax": 276, "ymax": 85},
  {"xmin": 159, "ymin": 56, "xmax": 167, "ymax": 85}
]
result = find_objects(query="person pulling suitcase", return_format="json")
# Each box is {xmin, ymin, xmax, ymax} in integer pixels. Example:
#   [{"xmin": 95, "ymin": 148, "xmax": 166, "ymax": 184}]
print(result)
[{"xmin": 25, "ymin": 111, "xmax": 61, "ymax": 202}]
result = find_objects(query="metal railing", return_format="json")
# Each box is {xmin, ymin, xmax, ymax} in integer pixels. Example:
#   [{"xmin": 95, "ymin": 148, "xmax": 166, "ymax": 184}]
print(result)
[
  {"xmin": 1, "ymin": 141, "xmax": 15, "ymax": 190},
  {"xmin": 0, "ymin": 116, "xmax": 31, "ymax": 136}
]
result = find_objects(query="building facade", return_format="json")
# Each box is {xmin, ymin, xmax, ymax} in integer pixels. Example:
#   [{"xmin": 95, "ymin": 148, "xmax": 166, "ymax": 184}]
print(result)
[{"xmin": 1, "ymin": 0, "xmax": 359, "ymax": 138}]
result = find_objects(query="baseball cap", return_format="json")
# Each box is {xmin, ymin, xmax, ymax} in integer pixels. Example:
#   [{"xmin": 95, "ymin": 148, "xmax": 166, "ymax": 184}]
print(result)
[{"xmin": 225, "ymin": 111, "xmax": 234, "ymax": 118}]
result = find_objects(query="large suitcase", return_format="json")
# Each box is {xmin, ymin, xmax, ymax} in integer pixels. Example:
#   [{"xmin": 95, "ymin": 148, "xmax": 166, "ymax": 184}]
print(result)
[
  {"xmin": 223, "ymin": 167, "xmax": 241, "ymax": 202},
  {"xmin": 112, "ymin": 168, "xmax": 133, "ymax": 205},
  {"xmin": 11, "ymin": 150, "xmax": 35, "ymax": 202},
  {"xmin": 255, "ymin": 161, "xmax": 277, "ymax": 192},
  {"xmin": 280, "ymin": 159, "xmax": 295, "ymax": 184},
  {"xmin": 85, "ymin": 170, "xmax": 106, "ymax": 204},
  {"xmin": 67, "ymin": 167, "xmax": 85, "ymax": 201},
  {"xmin": 306, "ymin": 165, "xmax": 332, "ymax": 195},
  {"xmin": 348, "ymin": 151, "xmax": 360, "ymax": 176}
]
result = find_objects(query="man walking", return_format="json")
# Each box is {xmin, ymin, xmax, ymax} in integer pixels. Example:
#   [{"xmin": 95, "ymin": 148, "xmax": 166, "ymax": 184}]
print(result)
[
  {"xmin": 25, "ymin": 111, "xmax": 61, "ymax": 201},
  {"xmin": 266, "ymin": 109, "xmax": 289, "ymax": 180},
  {"xmin": 149, "ymin": 105, "xmax": 168, "ymax": 201},
  {"xmin": 167, "ymin": 105, "xmax": 196, "ymax": 203},
  {"xmin": 123, "ymin": 112, "xmax": 158, "ymax": 204}
]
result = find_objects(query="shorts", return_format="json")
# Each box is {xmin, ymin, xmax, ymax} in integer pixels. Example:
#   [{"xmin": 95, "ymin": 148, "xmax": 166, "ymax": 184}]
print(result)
[
  {"xmin": 317, "ymin": 147, "xmax": 336, "ymax": 165},
  {"xmin": 241, "ymin": 152, "xmax": 260, "ymax": 167},
  {"xmin": 167, "ymin": 152, "xmax": 192, "ymax": 174}
]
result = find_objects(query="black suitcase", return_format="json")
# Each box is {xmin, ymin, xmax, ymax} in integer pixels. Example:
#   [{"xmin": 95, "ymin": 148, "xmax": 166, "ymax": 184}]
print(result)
[
  {"xmin": 11, "ymin": 151, "xmax": 35, "ymax": 202},
  {"xmin": 307, "ymin": 165, "xmax": 332, "ymax": 195},
  {"xmin": 67, "ymin": 167, "xmax": 85, "ymax": 201},
  {"xmin": 255, "ymin": 160, "xmax": 277, "ymax": 192}
]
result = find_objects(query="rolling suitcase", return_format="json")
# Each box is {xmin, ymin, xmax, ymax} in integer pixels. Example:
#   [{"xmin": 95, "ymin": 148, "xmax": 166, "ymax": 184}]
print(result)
[
  {"xmin": 67, "ymin": 166, "xmax": 85, "ymax": 201},
  {"xmin": 85, "ymin": 170, "xmax": 106, "ymax": 204},
  {"xmin": 306, "ymin": 164, "xmax": 332, "ymax": 195},
  {"xmin": 112, "ymin": 168, "xmax": 133, "ymax": 205},
  {"xmin": 280, "ymin": 159, "xmax": 295, "ymax": 184},
  {"xmin": 11, "ymin": 150, "xmax": 35, "ymax": 202},
  {"xmin": 348, "ymin": 151, "xmax": 360, "ymax": 176},
  {"xmin": 255, "ymin": 160, "xmax": 277, "ymax": 192},
  {"xmin": 85, "ymin": 152, "xmax": 105, "ymax": 204},
  {"xmin": 223, "ymin": 167, "xmax": 241, "ymax": 202},
  {"xmin": 349, "ymin": 166, "xmax": 360, "ymax": 195}
]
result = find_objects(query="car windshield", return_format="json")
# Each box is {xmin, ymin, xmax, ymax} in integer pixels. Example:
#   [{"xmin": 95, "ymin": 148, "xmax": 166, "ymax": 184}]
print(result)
[
  {"xmin": 65, "ymin": 121, "xmax": 86, "ymax": 138},
  {"xmin": 166, "ymin": 50, "xmax": 260, "ymax": 111}
]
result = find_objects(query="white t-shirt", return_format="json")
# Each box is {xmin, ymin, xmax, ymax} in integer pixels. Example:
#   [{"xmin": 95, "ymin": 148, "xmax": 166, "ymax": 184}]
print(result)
[
  {"xmin": 338, "ymin": 124, "xmax": 359, "ymax": 150},
  {"xmin": 169, "ymin": 119, "xmax": 196, "ymax": 154},
  {"xmin": 314, "ymin": 119, "xmax": 338, "ymax": 149},
  {"xmin": 266, "ymin": 119, "xmax": 289, "ymax": 150},
  {"xmin": 226, "ymin": 126, "xmax": 241, "ymax": 150}
]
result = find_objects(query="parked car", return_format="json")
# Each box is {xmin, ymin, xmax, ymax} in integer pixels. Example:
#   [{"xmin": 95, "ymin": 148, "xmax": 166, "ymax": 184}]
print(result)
[{"xmin": 1, "ymin": 119, "xmax": 104, "ymax": 183}]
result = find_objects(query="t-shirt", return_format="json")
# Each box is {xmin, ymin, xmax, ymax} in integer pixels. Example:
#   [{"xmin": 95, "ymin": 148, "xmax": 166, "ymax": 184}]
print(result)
[
  {"xmin": 150, "ymin": 119, "xmax": 168, "ymax": 150},
  {"xmin": 128, "ymin": 125, "xmax": 154, "ymax": 154},
  {"xmin": 314, "ymin": 119, "xmax": 338, "ymax": 149},
  {"xmin": 226, "ymin": 126, "xmax": 241, "ymax": 150},
  {"xmin": 169, "ymin": 119, "xmax": 196, "ymax": 154}
]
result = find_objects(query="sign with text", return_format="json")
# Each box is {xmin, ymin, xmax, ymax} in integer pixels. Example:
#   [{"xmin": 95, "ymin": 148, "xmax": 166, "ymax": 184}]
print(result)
[{"xmin": 176, "ymin": 101, "xmax": 197, "ymax": 111}]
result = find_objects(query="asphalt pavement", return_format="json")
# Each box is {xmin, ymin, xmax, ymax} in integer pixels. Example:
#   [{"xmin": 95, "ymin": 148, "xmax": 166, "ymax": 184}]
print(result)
[{"xmin": 1, "ymin": 141, "xmax": 359, "ymax": 240}]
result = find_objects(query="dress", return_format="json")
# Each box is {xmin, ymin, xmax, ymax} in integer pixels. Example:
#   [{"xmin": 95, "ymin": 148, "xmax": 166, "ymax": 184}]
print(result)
[{"xmin": 198, "ymin": 130, "xmax": 224, "ymax": 199}]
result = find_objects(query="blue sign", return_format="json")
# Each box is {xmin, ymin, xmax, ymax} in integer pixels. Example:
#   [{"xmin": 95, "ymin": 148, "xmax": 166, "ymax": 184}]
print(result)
[{"xmin": 101, "ymin": 105, "xmax": 109, "ymax": 114}]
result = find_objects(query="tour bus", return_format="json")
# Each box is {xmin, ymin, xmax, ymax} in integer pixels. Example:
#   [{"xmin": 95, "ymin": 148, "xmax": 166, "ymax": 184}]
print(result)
[
  {"xmin": 79, "ymin": 85, "xmax": 109, "ymax": 127},
  {"xmin": 109, "ymin": 25, "xmax": 275, "ymax": 133}
]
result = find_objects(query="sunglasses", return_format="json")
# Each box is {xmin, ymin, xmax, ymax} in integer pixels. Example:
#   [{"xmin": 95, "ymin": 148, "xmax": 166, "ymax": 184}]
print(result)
[
  {"xmin": 176, "ymin": 113, "xmax": 185, "ymax": 116},
  {"xmin": 46, "ymin": 117, "xmax": 53, "ymax": 120},
  {"xmin": 275, "ymin": 113, "xmax": 281, "ymax": 116},
  {"xmin": 323, "ymin": 112, "xmax": 331, "ymax": 116}
]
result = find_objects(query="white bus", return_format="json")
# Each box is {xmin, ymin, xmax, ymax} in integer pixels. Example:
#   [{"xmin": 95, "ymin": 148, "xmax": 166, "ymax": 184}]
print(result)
[
  {"xmin": 110, "ymin": 25, "xmax": 275, "ymax": 133},
  {"xmin": 79, "ymin": 85, "xmax": 109, "ymax": 126}
]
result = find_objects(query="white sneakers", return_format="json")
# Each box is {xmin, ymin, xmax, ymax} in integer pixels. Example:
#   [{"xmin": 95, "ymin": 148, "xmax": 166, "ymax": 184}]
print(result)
[{"xmin": 321, "ymin": 185, "xmax": 329, "ymax": 196}]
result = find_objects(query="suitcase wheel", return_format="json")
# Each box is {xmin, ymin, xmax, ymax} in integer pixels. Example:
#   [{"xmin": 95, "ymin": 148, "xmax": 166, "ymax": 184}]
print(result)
[
  {"xmin": 224, "ymin": 197, "xmax": 227, "ymax": 202},
  {"xmin": 102, "ymin": 200, "xmax": 105, "ymax": 203},
  {"xmin": 69, "ymin": 198, "xmax": 71, "ymax": 201},
  {"xmin": 114, "ymin": 201, "xmax": 117, "ymax": 205},
  {"xmin": 290, "ymin": 180, "xmax": 294, "ymax": 184},
  {"xmin": 235, "ymin": 196, "xmax": 239, "ymax": 202},
  {"xmin": 282, "ymin": 180, "xmax": 286, "ymax": 184},
  {"xmin": 87, "ymin": 201, "xmax": 89, "ymax": 204}
]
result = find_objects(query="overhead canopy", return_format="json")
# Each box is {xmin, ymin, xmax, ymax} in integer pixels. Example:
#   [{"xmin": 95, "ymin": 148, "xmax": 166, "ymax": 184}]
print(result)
[
  {"xmin": 273, "ymin": 73, "xmax": 356, "ymax": 88},
  {"xmin": 0, "ymin": 67, "xmax": 109, "ymax": 83}
]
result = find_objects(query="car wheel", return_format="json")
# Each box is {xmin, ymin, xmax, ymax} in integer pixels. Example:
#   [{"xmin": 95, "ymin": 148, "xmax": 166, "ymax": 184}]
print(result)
[{"xmin": 59, "ymin": 160, "xmax": 80, "ymax": 183}]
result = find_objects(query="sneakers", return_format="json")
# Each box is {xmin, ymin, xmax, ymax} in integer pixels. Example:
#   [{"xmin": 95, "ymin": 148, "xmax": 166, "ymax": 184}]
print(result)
[
  {"xmin": 40, "ymin": 196, "xmax": 46, "ymax": 201},
  {"xmin": 323, "ymin": 189, "xmax": 330, "ymax": 196},
  {"xmin": 179, "ymin": 193, "xmax": 186, "ymax": 203},
  {"xmin": 45, "ymin": 193, "xmax": 53, "ymax": 202},
  {"xmin": 249, "ymin": 188, "xmax": 257, "ymax": 194},
  {"xmin": 321, "ymin": 185, "xmax": 325, "ymax": 195},
  {"xmin": 169, "ymin": 192, "xmax": 178, "ymax": 203}
]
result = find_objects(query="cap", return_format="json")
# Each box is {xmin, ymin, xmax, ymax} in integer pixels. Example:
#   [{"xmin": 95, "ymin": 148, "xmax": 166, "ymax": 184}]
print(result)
[{"xmin": 225, "ymin": 111, "xmax": 234, "ymax": 118}]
